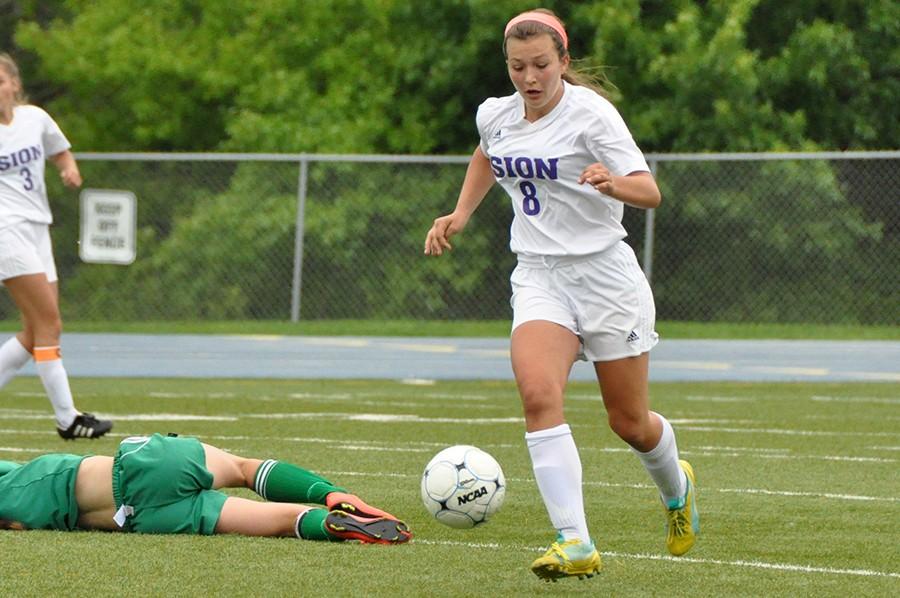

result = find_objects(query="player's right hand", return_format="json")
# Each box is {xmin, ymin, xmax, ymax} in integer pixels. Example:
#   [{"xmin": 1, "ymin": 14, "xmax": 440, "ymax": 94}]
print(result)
[{"xmin": 424, "ymin": 212, "xmax": 468, "ymax": 256}]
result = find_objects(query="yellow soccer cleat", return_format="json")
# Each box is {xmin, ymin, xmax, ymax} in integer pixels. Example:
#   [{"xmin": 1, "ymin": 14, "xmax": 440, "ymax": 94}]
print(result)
[
  {"xmin": 665, "ymin": 460, "xmax": 700, "ymax": 556},
  {"xmin": 531, "ymin": 535, "xmax": 601, "ymax": 582}
]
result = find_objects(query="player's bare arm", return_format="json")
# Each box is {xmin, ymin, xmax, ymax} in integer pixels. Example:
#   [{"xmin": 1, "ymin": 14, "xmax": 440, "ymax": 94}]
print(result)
[
  {"xmin": 49, "ymin": 150, "xmax": 82, "ymax": 188},
  {"xmin": 578, "ymin": 164, "xmax": 661, "ymax": 209},
  {"xmin": 425, "ymin": 146, "xmax": 496, "ymax": 256}
]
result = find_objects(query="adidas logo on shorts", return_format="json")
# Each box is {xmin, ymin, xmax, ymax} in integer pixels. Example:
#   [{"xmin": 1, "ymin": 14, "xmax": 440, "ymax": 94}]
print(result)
[{"xmin": 626, "ymin": 330, "xmax": 640, "ymax": 343}]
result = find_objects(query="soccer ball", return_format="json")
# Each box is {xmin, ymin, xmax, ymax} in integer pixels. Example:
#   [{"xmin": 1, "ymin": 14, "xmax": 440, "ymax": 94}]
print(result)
[{"xmin": 420, "ymin": 445, "xmax": 506, "ymax": 528}]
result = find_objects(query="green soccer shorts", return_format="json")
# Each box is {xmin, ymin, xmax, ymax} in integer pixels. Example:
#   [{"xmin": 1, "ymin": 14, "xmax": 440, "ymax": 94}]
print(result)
[{"xmin": 112, "ymin": 433, "xmax": 228, "ymax": 535}]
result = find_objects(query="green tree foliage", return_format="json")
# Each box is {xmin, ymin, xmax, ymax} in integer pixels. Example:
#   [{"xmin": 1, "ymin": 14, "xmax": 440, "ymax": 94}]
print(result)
[
  {"xmin": 573, "ymin": 0, "xmax": 898, "ymax": 151},
  {"xmin": 9, "ymin": 0, "xmax": 517, "ymax": 152},
  {"xmin": 749, "ymin": 0, "xmax": 900, "ymax": 151},
  {"xmin": 9, "ymin": 0, "xmax": 898, "ymax": 152},
  {"xmin": 1, "ymin": 0, "xmax": 70, "ymax": 106}
]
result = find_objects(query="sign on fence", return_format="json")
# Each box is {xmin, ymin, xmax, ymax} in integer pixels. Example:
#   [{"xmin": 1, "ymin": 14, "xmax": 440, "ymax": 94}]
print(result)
[{"xmin": 79, "ymin": 189, "xmax": 137, "ymax": 264}]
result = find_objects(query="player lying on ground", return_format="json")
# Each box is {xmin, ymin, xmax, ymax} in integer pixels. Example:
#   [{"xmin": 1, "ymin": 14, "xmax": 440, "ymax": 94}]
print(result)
[{"xmin": 0, "ymin": 433, "xmax": 411, "ymax": 544}]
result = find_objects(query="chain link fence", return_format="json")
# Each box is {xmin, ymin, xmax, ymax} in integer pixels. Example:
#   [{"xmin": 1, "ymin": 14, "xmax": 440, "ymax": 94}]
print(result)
[{"xmin": 1, "ymin": 151, "xmax": 896, "ymax": 325}]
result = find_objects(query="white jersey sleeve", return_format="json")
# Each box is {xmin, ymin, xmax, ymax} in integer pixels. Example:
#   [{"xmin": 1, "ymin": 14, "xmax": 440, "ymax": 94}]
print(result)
[
  {"xmin": 40, "ymin": 110, "xmax": 72, "ymax": 158},
  {"xmin": 476, "ymin": 96, "xmax": 516, "ymax": 157},
  {"xmin": 583, "ymin": 96, "xmax": 650, "ymax": 176}
]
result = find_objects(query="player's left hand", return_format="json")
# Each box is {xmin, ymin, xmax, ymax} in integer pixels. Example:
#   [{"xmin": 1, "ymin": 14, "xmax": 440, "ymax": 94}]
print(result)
[
  {"xmin": 578, "ymin": 162, "xmax": 615, "ymax": 196},
  {"xmin": 60, "ymin": 167, "xmax": 82, "ymax": 188}
]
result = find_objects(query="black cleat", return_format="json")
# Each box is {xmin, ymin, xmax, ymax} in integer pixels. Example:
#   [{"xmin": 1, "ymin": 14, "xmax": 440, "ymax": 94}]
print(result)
[
  {"xmin": 325, "ymin": 510, "xmax": 411, "ymax": 544},
  {"xmin": 57, "ymin": 413, "xmax": 113, "ymax": 440}
]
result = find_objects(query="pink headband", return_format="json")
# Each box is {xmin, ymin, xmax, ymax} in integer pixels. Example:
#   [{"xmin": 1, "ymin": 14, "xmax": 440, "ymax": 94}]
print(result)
[{"xmin": 504, "ymin": 12, "xmax": 568, "ymax": 49}]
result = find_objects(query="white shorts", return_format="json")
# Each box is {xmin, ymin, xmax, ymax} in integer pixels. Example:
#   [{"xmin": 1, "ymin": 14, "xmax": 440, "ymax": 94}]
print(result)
[
  {"xmin": 0, "ymin": 221, "xmax": 58, "ymax": 283},
  {"xmin": 510, "ymin": 241, "xmax": 659, "ymax": 362}
]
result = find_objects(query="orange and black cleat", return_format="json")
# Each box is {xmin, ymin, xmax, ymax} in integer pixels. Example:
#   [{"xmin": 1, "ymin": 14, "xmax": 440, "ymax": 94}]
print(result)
[
  {"xmin": 325, "ymin": 510, "xmax": 412, "ymax": 544},
  {"xmin": 326, "ymin": 492, "xmax": 398, "ymax": 521}
]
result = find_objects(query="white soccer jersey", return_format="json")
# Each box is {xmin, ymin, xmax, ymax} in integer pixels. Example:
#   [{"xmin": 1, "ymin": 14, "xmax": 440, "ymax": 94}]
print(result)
[
  {"xmin": 0, "ymin": 105, "xmax": 71, "ymax": 230},
  {"xmin": 477, "ymin": 81, "xmax": 650, "ymax": 256}
]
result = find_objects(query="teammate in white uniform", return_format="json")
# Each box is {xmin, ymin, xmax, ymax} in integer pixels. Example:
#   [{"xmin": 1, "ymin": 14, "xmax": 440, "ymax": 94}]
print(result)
[
  {"xmin": 425, "ymin": 10, "xmax": 699, "ymax": 581},
  {"xmin": 0, "ymin": 53, "xmax": 112, "ymax": 440}
]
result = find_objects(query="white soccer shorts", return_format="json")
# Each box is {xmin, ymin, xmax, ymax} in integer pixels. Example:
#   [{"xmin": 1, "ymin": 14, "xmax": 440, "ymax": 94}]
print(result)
[
  {"xmin": 0, "ymin": 221, "xmax": 58, "ymax": 283},
  {"xmin": 510, "ymin": 241, "xmax": 659, "ymax": 361}
]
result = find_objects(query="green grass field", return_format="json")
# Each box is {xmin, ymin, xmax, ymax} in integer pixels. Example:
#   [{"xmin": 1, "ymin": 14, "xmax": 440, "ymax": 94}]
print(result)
[{"xmin": 1, "ymin": 377, "xmax": 898, "ymax": 596}]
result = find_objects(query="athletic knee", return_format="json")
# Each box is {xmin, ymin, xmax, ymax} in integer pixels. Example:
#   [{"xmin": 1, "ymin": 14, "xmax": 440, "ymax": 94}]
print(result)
[
  {"xmin": 518, "ymin": 379, "xmax": 564, "ymax": 421},
  {"xmin": 607, "ymin": 409, "xmax": 653, "ymax": 447},
  {"xmin": 31, "ymin": 317, "xmax": 62, "ymax": 344},
  {"xmin": 240, "ymin": 458, "xmax": 264, "ymax": 487}
]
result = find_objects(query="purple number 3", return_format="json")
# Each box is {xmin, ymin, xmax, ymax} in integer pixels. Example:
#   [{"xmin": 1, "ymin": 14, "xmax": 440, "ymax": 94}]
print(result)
[{"xmin": 20, "ymin": 167, "xmax": 34, "ymax": 191}]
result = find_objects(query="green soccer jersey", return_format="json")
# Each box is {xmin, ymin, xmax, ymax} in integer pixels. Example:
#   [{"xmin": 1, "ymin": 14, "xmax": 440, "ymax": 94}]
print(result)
[{"xmin": 0, "ymin": 453, "xmax": 86, "ymax": 530}]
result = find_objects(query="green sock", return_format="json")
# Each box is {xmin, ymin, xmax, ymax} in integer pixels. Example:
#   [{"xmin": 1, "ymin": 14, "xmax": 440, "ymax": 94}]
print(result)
[
  {"xmin": 253, "ymin": 460, "xmax": 345, "ymax": 504},
  {"xmin": 296, "ymin": 508, "xmax": 340, "ymax": 541}
]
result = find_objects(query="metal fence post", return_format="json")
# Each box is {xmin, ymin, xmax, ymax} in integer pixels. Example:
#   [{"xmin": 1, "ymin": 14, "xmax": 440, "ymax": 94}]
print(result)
[
  {"xmin": 290, "ymin": 157, "xmax": 309, "ymax": 322},
  {"xmin": 642, "ymin": 159, "xmax": 658, "ymax": 283}
]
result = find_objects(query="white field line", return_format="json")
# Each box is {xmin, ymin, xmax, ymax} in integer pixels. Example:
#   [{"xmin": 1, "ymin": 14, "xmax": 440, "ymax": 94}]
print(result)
[
  {"xmin": 285, "ymin": 392, "xmax": 494, "ymax": 402},
  {"xmin": 422, "ymin": 394, "xmax": 492, "ymax": 401},
  {"xmin": 243, "ymin": 412, "xmax": 523, "ymax": 423},
  {"xmin": 811, "ymin": 395, "xmax": 900, "ymax": 404},
  {"xmin": 842, "ymin": 371, "xmax": 900, "ymax": 382},
  {"xmin": 805, "ymin": 414, "xmax": 900, "ymax": 422},
  {"xmin": 285, "ymin": 397, "xmax": 503, "ymax": 410},
  {"xmin": 110, "ymin": 414, "xmax": 239, "ymax": 421},
  {"xmin": 133, "ymin": 391, "xmax": 497, "ymax": 403},
  {"xmin": 683, "ymin": 450, "xmax": 896, "ymax": 464},
  {"xmin": 335, "ymin": 445, "xmax": 433, "ymax": 453},
  {"xmin": 285, "ymin": 398, "xmax": 481, "ymax": 409},
  {"xmin": 412, "ymin": 539, "xmax": 900, "ymax": 579},
  {"xmin": 0, "ymin": 413, "xmax": 237, "ymax": 422},
  {"xmin": 670, "ymin": 419, "xmax": 760, "ymax": 425},
  {"xmin": 464, "ymin": 349, "xmax": 510, "ymax": 358},
  {"xmin": 399, "ymin": 378, "xmax": 437, "ymax": 386},
  {"xmin": 714, "ymin": 486, "xmax": 900, "ymax": 502},
  {"xmin": 148, "ymin": 392, "xmax": 238, "ymax": 399},
  {"xmin": 693, "ymin": 445, "xmax": 789, "ymax": 453},
  {"xmin": 685, "ymin": 396, "xmax": 756, "ymax": 402},
  {"xmin": 746, "ymin": 366, "xmax": 831, "ymax": 376},
  {"xmin": 678, "ymin": 425, "xmax": 899, "ymax": 438}
]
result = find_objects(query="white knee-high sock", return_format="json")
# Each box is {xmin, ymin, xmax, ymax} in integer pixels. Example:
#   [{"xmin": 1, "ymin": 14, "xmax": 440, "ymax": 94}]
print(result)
[
  {"xmin": 0, "ymin": 336, "xmax": 32, "ymax": 389},
  {"xmin": 632, "ymin": 412, "xmax": 686, "ymax": 505},
  {"xmin": 33, "ymin": 346, "xmax": 78, "ymax": 429},
  {"xmin": 525, "ymin": 423, "xmax": 591, "ymax": 543}
]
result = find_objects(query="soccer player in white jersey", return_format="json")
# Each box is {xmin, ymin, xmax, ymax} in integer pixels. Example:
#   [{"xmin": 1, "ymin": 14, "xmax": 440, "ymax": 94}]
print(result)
[
  {"xmin": 0, "ymin": 53, "xmax": 112, "ymax": 440},
  {"xmin": 424, "ymin": 9, "xmax": 698, "ymax": 582}
]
